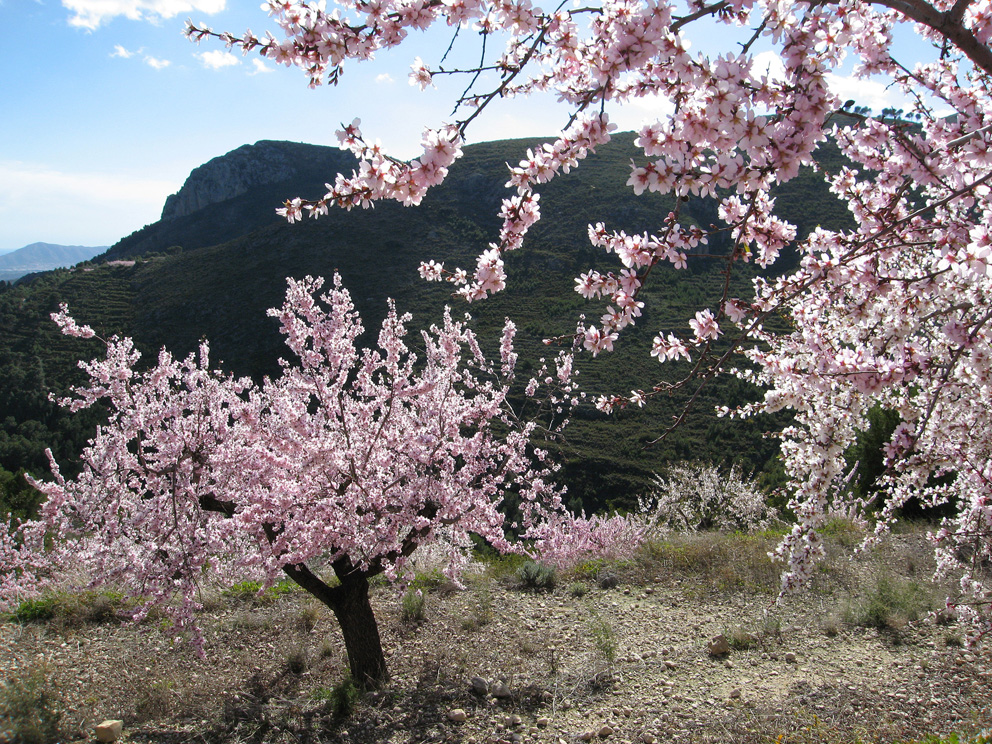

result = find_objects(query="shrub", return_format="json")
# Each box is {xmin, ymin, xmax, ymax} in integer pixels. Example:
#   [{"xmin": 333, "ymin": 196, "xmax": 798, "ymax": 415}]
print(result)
[
  {"xmin": 845, "ymin": 574, "xmax": 933, "ymax": 631},
  {"xmin": 286, "ymin": 646, "xmax": 310, "ymax": 674},
  {"xmin": 134, "ymin": 680, "xmax": 174, "ymax": 723},
  {"xmin": 5, "ymin": 589, "xmax": 125, "ymax": 626},
  {"xmin": 516, "ymin": 561, "xmax": 557, "ymax": 592},
  {"xmin": 400, "ymin": 588, "xmax": 426, "ymax": 623},
  {"xmin": 597, "ymin": 570, "xmax": 620, "ymax": 590},
  {"xmin": 224, "ymin": 579, "xmax": 296, "ymax": 605},
  {"xmin": 315, "ymin": 676, "xmax": 360, "ymax": 717},
  {"xmin": 0, "ymin": 665, "xmax": 64, "ymax": 744},
  {"xmin": 645, "ymin": 461, "xmax": 776, "ymax": 533},
  {"xmin": 587, "ymin": 612, "xmax": 618, "ymax": 668},
  {"xmin": 296, "ymin": 604, "xmax": 321, "ymax": 633},
  {"xmin": 568, "ymin": 581, "xmax": 589, "ymax": 598},
  {"xmin": 461, "ymin": 584, "xmax": 493, "ymax": 630}
]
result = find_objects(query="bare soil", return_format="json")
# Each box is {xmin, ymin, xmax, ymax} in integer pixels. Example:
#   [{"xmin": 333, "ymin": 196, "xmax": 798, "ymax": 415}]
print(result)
[{"xmin": 2, "ymin": 529, "xmax": 990, "ymax": 744}]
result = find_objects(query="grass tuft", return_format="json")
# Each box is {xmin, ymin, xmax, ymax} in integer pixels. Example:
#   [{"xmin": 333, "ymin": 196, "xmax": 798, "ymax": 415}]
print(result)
[
  {"xmin": 516, "ymin": 561, "xmax": 557, "ymax": 592},
  {"xmin": 0, "ymin": 664, "xmax": 64, "ymax": 744}
]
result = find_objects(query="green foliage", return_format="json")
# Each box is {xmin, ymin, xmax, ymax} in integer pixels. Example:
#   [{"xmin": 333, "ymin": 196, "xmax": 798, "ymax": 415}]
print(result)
[
  {"xmin": 476, "ymin": 550, "xmax": 528, "ymax": 581},
  {"xmin": 5, "ymin": 589, "xmax": 125, "ymax": 625},
  {"xmin": 224, "ymin": 579, "xmax": 296, "ymax": 604},
  {"xmin": 634, "ymin": 532, "xmax": 781, "ymax": 592},
  {"xmin": 516, "ymin": 561, "xmax": 557, "ymax": 592},
  {"xmin": 314, "ymin": 676, "xmax": 360, "ymax": 717},
  {"xmin": 461, "ymin": 583, "xmax": 494, "ymax": 630},
  {"xmin": 845, "ymin": 574, "xmax": 933, "ymax": 631},
  {"xmin": 587, "ymin": 611, "xmax": 618, "ymax": 667},
  {"xmin": 285, "ymin": 646, "xmax": 310, "ymax": 674},
  {"xmin": 571, "ymin": 557, "xmax": 608, "ymax": 579},
  {"xmin": 0, "ymin": 664, "xmax": 64, "ymax": 744},
  {"xmin": 568, "ymin": 581, "xmax": 589, "ymax": 598},
  {"xmin": 911, "ymin": 734, "xmax": 991, "ymax": 744},
  {"xmin": 400, "ymin": 588, "xmax": 426, "ymax": 623},
  {"xmin": 409, "ymin": 568, "xmax": 446, "ymax": 592}
]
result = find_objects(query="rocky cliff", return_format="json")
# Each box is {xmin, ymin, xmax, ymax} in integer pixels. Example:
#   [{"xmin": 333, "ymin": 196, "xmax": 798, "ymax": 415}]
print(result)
[
  {"xmin": 161, "ymin": 141, "xmax": 308, "ymax": 220},
  {"xmin": 106, "ymin": 140, "xmax": 356, "ymax": 260}
]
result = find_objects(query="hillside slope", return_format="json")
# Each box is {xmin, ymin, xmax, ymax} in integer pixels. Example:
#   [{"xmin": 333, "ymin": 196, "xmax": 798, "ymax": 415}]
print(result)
[{"xmin": 0, "ymin": 131, "xmax": 852, "ymax": 514}]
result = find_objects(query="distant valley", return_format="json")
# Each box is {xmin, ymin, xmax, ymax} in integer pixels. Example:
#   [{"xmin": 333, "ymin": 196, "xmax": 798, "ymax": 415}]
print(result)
[{"xmin": 0, "ymin": 243, "xmax": 107, "ymax": 282}]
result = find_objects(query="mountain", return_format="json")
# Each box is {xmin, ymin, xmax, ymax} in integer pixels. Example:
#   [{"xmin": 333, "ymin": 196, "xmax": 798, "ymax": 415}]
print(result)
[
  {"xmin": 106, "ymin": 140, "xmax": 357, "ymax": 261},
  {"xmin": 0, "ymin": 243, "xmax": 107, "ymax": 282},
  {"xmin": 0, "ymin": 133, "xmax": 853, "ymax": 519}
]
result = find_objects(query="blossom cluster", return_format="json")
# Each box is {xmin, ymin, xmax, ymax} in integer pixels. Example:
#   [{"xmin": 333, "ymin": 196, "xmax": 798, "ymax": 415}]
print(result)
[
  {"xmin": 189, "ymin": 0, "xmax": 992, "ymax": 638},
  {"xmin": 0, "ymin": 277, "xmax": 579, "ymax": 649}
]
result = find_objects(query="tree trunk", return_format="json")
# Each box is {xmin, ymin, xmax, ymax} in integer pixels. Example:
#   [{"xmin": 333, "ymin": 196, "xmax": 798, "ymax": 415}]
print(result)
[
  {"xmin": 282, "ymin": 561, "xmax": 390, "ymax": 688},
  {"xmin": 326, "ymin": 570, "xmax": 390, "ymax": 687}
]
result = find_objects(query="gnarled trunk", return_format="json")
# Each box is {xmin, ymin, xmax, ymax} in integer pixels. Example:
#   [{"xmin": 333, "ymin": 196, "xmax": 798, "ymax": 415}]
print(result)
[{"xmin": 282, "ymin": 561, "xmax": 389, "ymax": 688}]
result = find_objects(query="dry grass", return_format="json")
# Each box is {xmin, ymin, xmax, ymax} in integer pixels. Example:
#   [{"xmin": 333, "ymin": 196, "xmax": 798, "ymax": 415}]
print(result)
[{"xmin": 1, "ymin": 524, "xmax": 988, "ymax": 744}]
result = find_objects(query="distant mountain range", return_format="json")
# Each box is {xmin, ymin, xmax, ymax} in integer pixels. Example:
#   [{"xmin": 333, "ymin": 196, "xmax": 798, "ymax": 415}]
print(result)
[{"xmin": 0, "ymin": 243, "xmax": 107, "ymax": 282}]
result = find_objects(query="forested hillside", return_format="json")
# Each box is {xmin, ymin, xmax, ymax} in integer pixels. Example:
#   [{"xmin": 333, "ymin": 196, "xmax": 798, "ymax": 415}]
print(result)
[{"xmin": 0, "ymin": 129, "xmax": 853, "ymax": 518}]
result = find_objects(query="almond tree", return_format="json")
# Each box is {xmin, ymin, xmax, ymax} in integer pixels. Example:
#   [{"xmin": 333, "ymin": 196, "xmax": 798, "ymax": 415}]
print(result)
[
  {"xmin": 189, "ymin": 0, "xmax": 992, "ymax": 640},
  {"xmin": 0, "ymin": 275, "xmax": 577, "ymax": 686}
]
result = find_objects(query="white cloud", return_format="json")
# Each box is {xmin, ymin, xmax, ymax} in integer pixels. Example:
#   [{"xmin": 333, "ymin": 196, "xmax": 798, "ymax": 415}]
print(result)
[
  {"xmin": 751, "ymin": 50, "xmax": 788, "ymax": 83},
  {"xmin": 196, "ymin": 50, "xmax": 240, "ymax": 69},
  {"xmin": 111, "ymin": 44, "xmax": 135, "ymax": 58},
  {"xmin": 825, "ymin": 72, "xmax": 908, "ymax": 113},
  {"xmin": 145, "ymin": 55, "xmax": 172, "ymax": 69},
  {"xmin": 0, "ymin": 161, "xmax": 178, "ymax": 253},
  {"xmin": 250, "ymin": 59, "xmax": 273, "ymax": 75},
  {"xmin": 376, "ymin": 73, "xmax": 395, "ymax": 84},
  {"xmin": 63, "ymin": 0, "xmax": 226, "ymax": 30}
]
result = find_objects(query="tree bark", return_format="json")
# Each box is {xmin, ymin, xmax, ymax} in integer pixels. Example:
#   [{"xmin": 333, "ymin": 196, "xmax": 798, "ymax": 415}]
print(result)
[{"xmin": 282, "ymin": 560, "xmax": 390, "ymax": 688}]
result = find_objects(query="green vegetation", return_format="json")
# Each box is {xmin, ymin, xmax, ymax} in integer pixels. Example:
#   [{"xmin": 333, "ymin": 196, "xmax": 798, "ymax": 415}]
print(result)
[
  {"xmin": 587, "ymin": 610, "xmax": 618, "ymax": 668},
  {"xmin": 516, "ymin": 560, "xmax": 558, "ymax": 592},
  {"xmin": 312, "ymin": 676, "xmax": 360, "ymax": 717},
  {"xmin": 0, "ymin": 664, "xmax": 64, "ymax": 744},
  {"xmin": 400, "ymin": 588, "xmax": 426, "ymax": 623},
  {"xmin": 224, "ymin": 579, "xmax": 297, "ymax": 604},
  {"xmin": 0, "ymin": 131, "xmax": 859, "ymax": 520},
  {"xmin": 633, "ymin": 532, "xmax": 782, "ymax": 592},
  {"xmin": 5, "ymin": 588, "xmax": 126, "ymax": 625},
  {"xmin": 844, "ymin": 574, "xmax": 934, "ymax": 632}
]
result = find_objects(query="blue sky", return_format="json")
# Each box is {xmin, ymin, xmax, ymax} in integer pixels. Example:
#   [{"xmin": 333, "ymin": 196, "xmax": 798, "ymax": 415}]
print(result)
[{"xmin": 0, "ymin": 0, "xmax": 930, "ymax": 255}]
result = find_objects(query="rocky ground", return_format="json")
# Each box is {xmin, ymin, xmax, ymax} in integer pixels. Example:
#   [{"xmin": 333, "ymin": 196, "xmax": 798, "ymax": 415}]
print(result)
[{"xmin": 1, "ymin": 528, "xmax": 990, "ymax": 744}]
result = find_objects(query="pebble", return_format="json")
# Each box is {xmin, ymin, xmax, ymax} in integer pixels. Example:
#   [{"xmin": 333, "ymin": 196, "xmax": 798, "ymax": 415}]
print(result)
[
  {"xmin": 95, "ymin": 721, "xmax": 123, "ymax": 743},
  {"xmin": 492, "ymin": 681, "xmax": 512, "ymax": 698},
  {"xmin": 707, "ymin": 635, "xmax": 730, "ymax": 657},
  {"xmin": 471, "ymin": 676, "xmax": 490, "ymax": 695},
  {"xmin": 448, "ymin": 709, "xmax": 468, "ymax": 723}
]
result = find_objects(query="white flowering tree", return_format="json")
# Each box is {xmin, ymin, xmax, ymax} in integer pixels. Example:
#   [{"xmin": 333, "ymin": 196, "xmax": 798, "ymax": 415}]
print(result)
[
  {"xmin": 648, "ymin": 461, "xmax": 775, "ymax": 533},
  {"xmin": 0, "ymin": 275, "xmax": 581, "ymax": 687},
  {"xmin": 185, "ymin": 0, "xmax": 992, "ymax": 641}
]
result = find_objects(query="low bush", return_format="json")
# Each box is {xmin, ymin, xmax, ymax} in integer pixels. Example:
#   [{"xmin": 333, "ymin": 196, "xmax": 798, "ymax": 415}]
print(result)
[
  {"xmin": 5, "ymin": 589, "xmax": 125, "ymax": 626},
  {"xmin": 845, "ymin": 574, "xmax": 933, "ymax": 631},
  {"xmin": 516, "ymin": 561, "xmax": 557, "ymax": 592},
  {"xmin": 314, "ymin": 676, "xmax": 360, "ymax": 717},
  {"xmin": 634, "ymin": 532, "xmax": 780, "ymax": 592},
  {"xmin": 0, "ymin": 664, "xmax": 64, "ymax": 744},
  {"xmin": 401, "ymin": 588, "xmax": 426, "ymax": 624}
]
